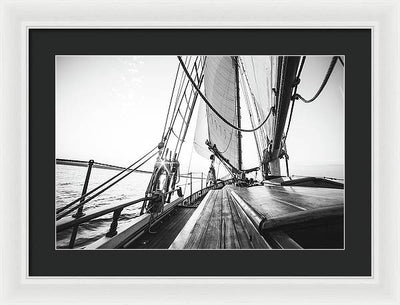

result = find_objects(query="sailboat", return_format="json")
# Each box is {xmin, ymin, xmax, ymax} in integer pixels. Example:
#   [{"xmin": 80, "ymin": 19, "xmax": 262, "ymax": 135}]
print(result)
[{"xmin": 56, "ymin": 55, "xmax": 344, "ymax": 249}]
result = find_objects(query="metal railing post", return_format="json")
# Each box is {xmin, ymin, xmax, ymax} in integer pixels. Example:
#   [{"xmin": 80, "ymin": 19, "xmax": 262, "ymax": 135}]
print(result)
[
  {"xmin": 68, "ymin": 159, "xmax": 94, "ymax": 248},
  {"xmin": 106, "ymin": 208, "xmax": 123, "ymax": 237},
  {"xmin": 73, "ymin": 159, "xmax": 94, "ymax": 218},
  {"xmin": 201, "ymin": 172, "xmax": 203, "ymax": 189}
]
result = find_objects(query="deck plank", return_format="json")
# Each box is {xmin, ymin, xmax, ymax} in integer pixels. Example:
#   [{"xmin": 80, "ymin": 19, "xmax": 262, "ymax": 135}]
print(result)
[
  {"xmin": 226, "ymin": 191, "xmax": 254, "ymax": 249},
  {"xmin": 221, "ymin": 189, "xmax": 240, "ymax": 249},
  {"xmin": 228, "ymin": 191, "xmax": 270, "ymax": 249},
  {"xmin": 131, "ymin": 184, "xmax": 343, "ymax": 250},
  {"xmin": 199, "ymin": 190, "xmax": 223, "ymax": 249},
  {"xmin": 172, "ymin": 188, "xmax": 270, "ymax": 249},
  {"xmin": 184, "ymin": 190, "xmax": 218, "ymax": 249}
]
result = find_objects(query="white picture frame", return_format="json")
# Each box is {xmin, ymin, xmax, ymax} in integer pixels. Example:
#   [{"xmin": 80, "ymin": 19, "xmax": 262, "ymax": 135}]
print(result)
[{"xmin": 1, "ymin": 0, "xmax": 399, "ymax": 304}]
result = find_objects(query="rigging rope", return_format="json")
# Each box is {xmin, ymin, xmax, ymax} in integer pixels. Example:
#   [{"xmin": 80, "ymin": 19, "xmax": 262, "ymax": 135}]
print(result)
[
  {"xmin": 162, "ymin": 56, "xmax": 191, "ymax": 145},
  {"xmin": 238, "ymin": 58, "xmax": 267, "ymax": 158},
  {"xmin": 56, "ymin": 148, "xmax": 158, "ymax": 219},
  {"xmin": 57, "ymin": 150, "xmax": 158, "ymax": 220},
  {"xmin": 285, "ymin": 56, "xmax": 306, "ymax": 140},
  {"xmin": 293, "ymin": 56, "xmax": 339, "ymax": 103},
  {"xmin": 176, "ymin": 57, "xmax": 206, "ymax": 158},
  {"xmin": 161, "ymin": 62, "xmax": 181, "ymax": 141},
  {"xmin": 169, "ymin": 127, "xmax": 182, "ymax": 141},
  {"xmin": 163, "ymin": 56, "xmax": 201, "ymax": 159},
  {"xmin": 178, "ymin": 56, "xmax": 273, "ymax": 133}
]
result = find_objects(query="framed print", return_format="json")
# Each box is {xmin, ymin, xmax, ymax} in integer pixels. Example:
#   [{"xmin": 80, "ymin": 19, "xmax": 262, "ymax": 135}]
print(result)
[
  {"xmin": 32, "ymin": 29, "xmax": 365, "ymax": 277},
  {"xmin": 1, "ymin": 0, "xmax": 400, "ymax": 304}
]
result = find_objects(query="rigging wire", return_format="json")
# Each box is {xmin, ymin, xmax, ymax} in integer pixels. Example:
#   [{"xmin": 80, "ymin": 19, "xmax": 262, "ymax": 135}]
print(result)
[
  {"xmin": 162, "ymin": 56, "xmax": 190, "ymax": 146},
  {"xmin": 163, "ymin": 57, "xmax": 200, "ymax": 157},
  {"xmin": 237, "ymin": 61, "xmax": 265, "ymax": 162},
  {"xmin": 56, "ymin": 150, "xmax": 159, "ymax": 220},
  {"xmin": 56, "ymin": 145, "xmax": 158, "ymax": 215},
  {"xmin": 285, "ymin": 56, "xmax": 307, "ymax": 140},
  {"xmin": 178, "ymin": 56, "xmax": 274, "ymax": 133},
  {"xmin": 176, "ymin": 57, "xmax": 206, "ymax": 158},
  {"xmin": 175, "ymin": 63, "xmax": 205, "ymax": 157},
  {"xmin": 183, "ymin": 144, "xmax": 194, "ymax": 196},
  {"xmin": 169, "ymin": 127, "xmax": 182, "ymax": 141},
  {"xmin": 293, "ymin": 56, "xmax": 339, "ymax": 103},
  {"xmin": 281, "ymin": 56, "xmax": 306, "ymax": 177},
  {"xmin": 161, "ymin": 62, "xmax": 181, "ymax": 141},
  {"xmin": 284, "ymin": 55, "xmax": 342, "ymax": 177}
]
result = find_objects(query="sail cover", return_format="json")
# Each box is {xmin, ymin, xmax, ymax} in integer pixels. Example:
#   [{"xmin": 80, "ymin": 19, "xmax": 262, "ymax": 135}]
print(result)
[
  {"xmin": 240, "ymin": 56, "xmax": 278, "ymax": 151},
  {"xmin": 202, "ymin": 56, "xmax": 240, "ymax": 169}
]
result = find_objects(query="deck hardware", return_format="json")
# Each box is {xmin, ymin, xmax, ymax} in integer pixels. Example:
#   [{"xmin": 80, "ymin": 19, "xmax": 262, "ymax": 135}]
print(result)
[
  {"xmin": 177, "ymin": 187, "xmax": 183, "ymax": 197},
  {"xmin": 106, "ymin": 208, "xmax": 123, "ymax": 237}
]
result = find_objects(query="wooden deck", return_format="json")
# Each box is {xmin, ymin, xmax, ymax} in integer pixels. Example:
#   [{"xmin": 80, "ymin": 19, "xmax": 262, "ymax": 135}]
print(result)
[
  {"xmin": 125, "ymin": 206, "xmax": 196, "ymax": 249},
  {"xmin": 170, "ymin": 184, "xmax": 344, "ymax": 249},
  {"xmin": 170, "ymin": 189, "xmax": 271, "ymax": 249},
  {"xmin": 126, "ymin": 183, "xmax": 344, "ymax": 249}
]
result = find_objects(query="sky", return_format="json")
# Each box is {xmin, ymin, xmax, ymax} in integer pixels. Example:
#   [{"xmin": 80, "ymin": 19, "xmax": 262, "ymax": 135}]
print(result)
[{"xmin": 56, "ymin": 55, "xmax": 344, "ymax": 179}]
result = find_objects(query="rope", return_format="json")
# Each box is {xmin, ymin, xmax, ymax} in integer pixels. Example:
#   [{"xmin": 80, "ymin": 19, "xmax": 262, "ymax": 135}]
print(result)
[
  {"xmin": 293, "ymin": 56, "xmax": 339, "ymax": 103},
  {"xmin": 285, "ymin": 56, "xmax": 306, "ymax": 139},
  {"xmin": 161, "ymin": 63, "xmax": 181, "ymax": 141},
  {"xmin": 56, "ymin": 146, "xmax": 158, "ymax": 215},
  {"xmin": 163, "ymin": 56, "xmax": 200, "ymax": 155},
  {"xmin": 169, "ymin": 127, "xmax": 182, "ymax": 141},
  {"xmin": 175, "ymin": 57, "xmax": 206, "ymax": 158},
  {"xmin": 162, "ymin": 56, "xmax": 190, "ymax": 145},
  {"xmin": 238, "ymin": 59, "xmax": 267, "ymax": 158},
  {"xmin": 56, "ymin": 150, "xmax": 158, "ymax": 219},
  {"xmin": 178, "ymin": 56, "xmax": 273, "ymax": 133}
]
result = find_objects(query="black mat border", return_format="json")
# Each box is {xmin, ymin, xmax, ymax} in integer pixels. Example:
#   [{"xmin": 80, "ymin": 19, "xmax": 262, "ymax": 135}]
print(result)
[{"xmin": 29, "ymin": 29, "xmax": 371, "ymax": 276}]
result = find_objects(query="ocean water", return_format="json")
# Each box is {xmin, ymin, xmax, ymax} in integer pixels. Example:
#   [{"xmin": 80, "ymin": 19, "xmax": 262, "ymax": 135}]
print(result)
[
  {"xmin": 56, "ymin": 164, "xmax": 203, "ymax": 248},
  {"xmin": 289, "ymin": 163, "xmax": 344, "ymax": 180}
]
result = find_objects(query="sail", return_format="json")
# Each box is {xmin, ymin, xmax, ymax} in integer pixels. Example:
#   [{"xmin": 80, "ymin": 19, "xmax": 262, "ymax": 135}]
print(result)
[
  {"xmin": 240, "ymin": 56, "xmax": 278, "ymax": 151},
  {"xmin": 203, "ymin": 56, "xmax": 240, "ymax": 169},
  {"xmin": 193, "ymin": 99, "xmax": 211, "ymax": 159}
]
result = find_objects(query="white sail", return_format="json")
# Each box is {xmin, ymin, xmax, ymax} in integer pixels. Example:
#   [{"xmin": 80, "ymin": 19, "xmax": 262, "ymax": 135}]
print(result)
[
  {"xmin": 193, "ymin": 99, "xmax": 211, "ymax": 159},
  {"xmin": 240, "ymin": 56, "xmax": 278, "ymax": 151},
  {"xmin": 203, "ymin": 56, "xmax": 240, "ymax": 169}
]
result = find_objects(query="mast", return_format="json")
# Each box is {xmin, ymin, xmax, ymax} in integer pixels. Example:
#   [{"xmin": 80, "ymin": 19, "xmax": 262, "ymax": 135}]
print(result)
[
  {"xmin": 268, "ymin": 56, "xmax": 300, "ymax": 176},
  {"xmin": 235, "ymin": 56, "xmax": 243, "ymax": 171}
]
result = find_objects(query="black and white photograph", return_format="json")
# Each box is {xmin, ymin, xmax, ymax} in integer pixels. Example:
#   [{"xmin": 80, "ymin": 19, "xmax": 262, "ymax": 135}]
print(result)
[
  {"xmin": 6, "ymin": 0, "xmax": 400, "ymax": 298},
  {"xmin": 56, "ymin": 55, "xmax": 344, "ymax": 250}
]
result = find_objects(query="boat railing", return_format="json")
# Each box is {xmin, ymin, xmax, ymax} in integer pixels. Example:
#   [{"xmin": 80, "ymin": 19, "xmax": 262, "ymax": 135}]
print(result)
[
  {"xmin": 57, "ymin": 178, "xmax": 233, "ymax": 248},
  {"xmin": 57, "ymin": 187, "xmax": 179, "ymax": 248},
  {"xmin": 57, "ymin": 196, "xmax": 150, "ymax": 233},
  {"xmin": 56, "ymin": 147, "xmax": 159, "ymax": 221}
]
